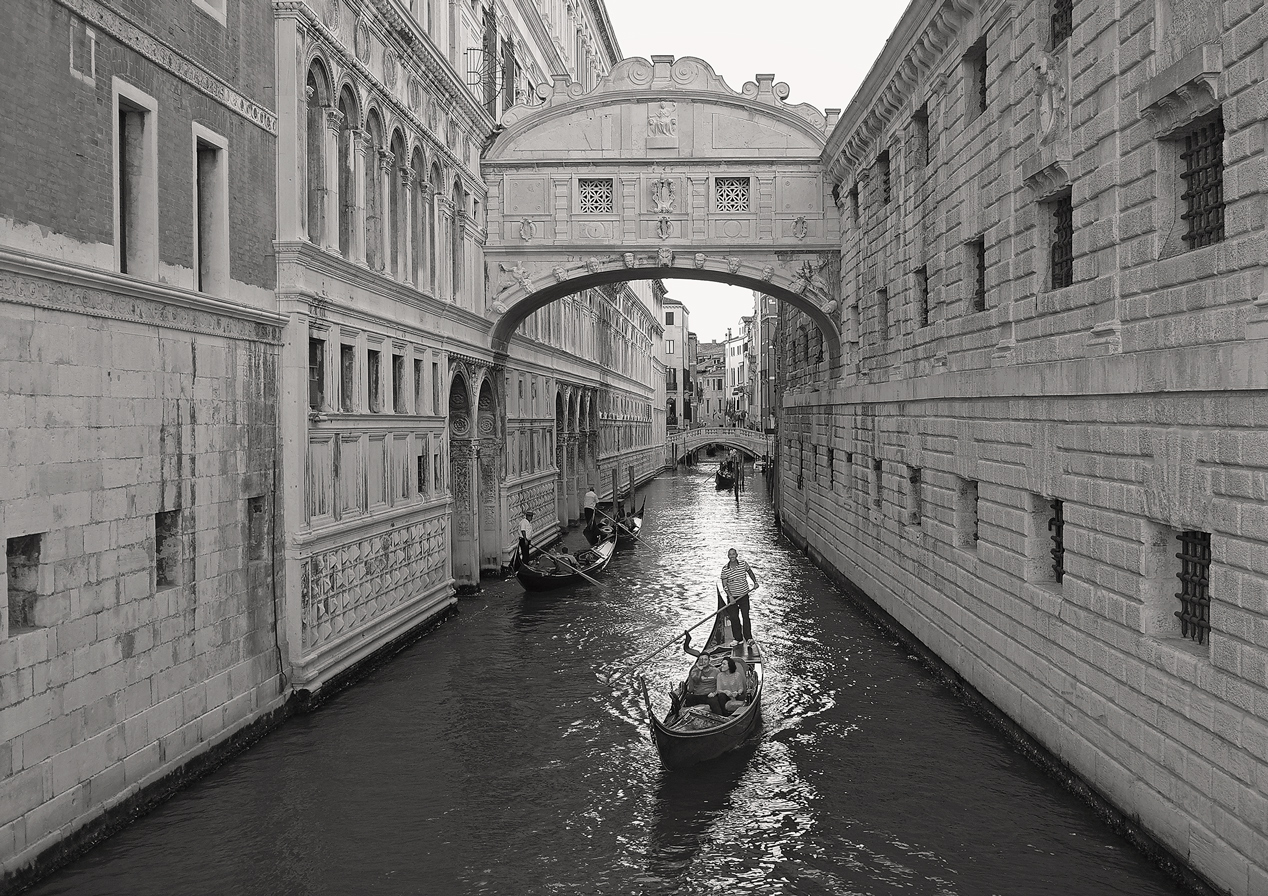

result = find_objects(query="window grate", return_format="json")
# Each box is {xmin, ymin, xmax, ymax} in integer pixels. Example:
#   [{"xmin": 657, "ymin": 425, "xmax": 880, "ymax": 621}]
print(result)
[
  {"xmin": 916, "ymin": 265, "xmax": 929, "ymax": 328},
  {"xmin": 878, "ymin": 151, "xmax": 891, "ymax": 204},
  {"xmin": 1051, "ymin": 0, "xmax": 1073, "ymax": 46},
  {"xmin": 1174, "ymin": 530, "xmax": 1211, "ymax": 644},
  {"xmin": 715, "ymin": 177, "xmax": 750, "ymax": 212},
  {"xmin": 1051, "ymin": 195, "xmax": 1074, "ymax": 289},
  {"xmin": 1048, "ymin": 498, "xmax": 1065, "ymax": 583},
  {"xmin": 976, "ymin": 50, "xmax": 988, "ymax": 113},
  {"xmin": 578, "ymin": 178, "xmax": 614, "ymax": 214},
  {"xmin": 971, "ymin": 237, "xmax": 986, "ymax": 312},
  {"xmin": 1181, "ymin": 115, "xmax": 1225, "ymax": 249}
]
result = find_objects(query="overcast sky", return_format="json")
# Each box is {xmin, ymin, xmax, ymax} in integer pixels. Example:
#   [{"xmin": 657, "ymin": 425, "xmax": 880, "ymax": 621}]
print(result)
[{"xmin": 605, "ymin": 0, "xmax": 909, "ymax": 342}]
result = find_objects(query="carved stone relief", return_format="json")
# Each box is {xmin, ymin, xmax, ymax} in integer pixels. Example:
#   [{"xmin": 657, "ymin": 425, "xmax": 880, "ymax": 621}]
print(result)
[
  {"xmin": 646, "ymin": 101, "xmax": 678, "ymax": 149},
  {"xmin": 354, "ymin": 18, "xmax": 370, "ymax": 63}
]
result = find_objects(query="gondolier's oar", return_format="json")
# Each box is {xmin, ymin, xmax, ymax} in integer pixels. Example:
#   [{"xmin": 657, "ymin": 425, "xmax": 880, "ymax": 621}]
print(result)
[
  {"xmin": 612, "ymin": 602, "xmax": 733, "ymax": 682},
  {"xmin": 595, "ymin": 507, "xmax": 642, "ymax": 541},
  {"xmin": 523, "ymin": 535, "xmax": 610, "ymax": 590}
]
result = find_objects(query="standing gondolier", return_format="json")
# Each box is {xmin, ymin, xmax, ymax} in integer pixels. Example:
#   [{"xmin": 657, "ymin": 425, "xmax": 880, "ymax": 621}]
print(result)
[
  {"xmin": 518, "ymin": 510, "xmax": 536, "ymax": 562},
  {"xmin": 583, "ymin": 486, "xmax": 598, "ymax": 527},
  {"xmin": 720, "ymin": 547, "xmax": 759, "ymax": 646}
]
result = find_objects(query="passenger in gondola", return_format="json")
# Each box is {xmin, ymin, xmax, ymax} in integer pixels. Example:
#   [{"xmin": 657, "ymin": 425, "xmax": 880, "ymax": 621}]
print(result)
[
  {"xmin": 707, "ymin": 657, "xmax": 747, "ymax": 715},
  {"xmin": 552, "ymin": 547, "xmax": 574, "ymax": 573}
]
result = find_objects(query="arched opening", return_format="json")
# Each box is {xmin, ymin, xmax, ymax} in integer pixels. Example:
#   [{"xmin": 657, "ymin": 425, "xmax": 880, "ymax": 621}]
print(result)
[
  {"xmin": 451, "ymin": 181, "xmax": 464, "ymax": 302},
  {"xmin": 336, "ymin": 86, "xmax": 359, "ymax": 258},
  {"xmin": 429, "ymin": 163, "xmax": 442, "ymax": 293},
  {"xmin": 555, "ymin": 391, "xmax": 566, "ymax": 527},
  {"xmin": 411, "ymin": 148, "xmax": 426, "ymax": 287},
  {"xmin": 364, "ymin": 111, "xmax": 384, "ymax": 272},
  {"xmin": 389, "ymin": 129, "xmax": 406, "ymax": 279},
  {"xmin": 304, "ymin": 63, "xmax": 329, "ymax": 245},
  {"xmin": 475, "ymin": 377, "xmax": 502, "ymax": 574}
]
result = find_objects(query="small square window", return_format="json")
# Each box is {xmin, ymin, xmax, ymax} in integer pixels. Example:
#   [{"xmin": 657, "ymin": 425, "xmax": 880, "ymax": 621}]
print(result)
[
  {"xmin": 578, "ymin": 178, "xmax": 614, "ymax": 214},
  {"xmin": 715, "ymin": 177, "xmax": 750, "ymax": 212}
]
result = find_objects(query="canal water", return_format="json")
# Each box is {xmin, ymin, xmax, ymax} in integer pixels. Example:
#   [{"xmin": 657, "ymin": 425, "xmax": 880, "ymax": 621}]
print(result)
[{"xmin": 29, "ymin": 469, "xmax": 1186, "ymax": 896}]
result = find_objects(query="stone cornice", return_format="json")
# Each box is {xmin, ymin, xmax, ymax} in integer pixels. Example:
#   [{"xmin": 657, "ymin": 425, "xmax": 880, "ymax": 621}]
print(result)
[
  {"xmin": 1138, "ymin": 45, "xmax": 1222, "ymax": 139},
  {"xmin": 585, "ymin": 0, "xmax": 621, "ymax": 68},
  {"xmin": 0, "ymin": 248, "xmax": 284, "ymax": 341}
]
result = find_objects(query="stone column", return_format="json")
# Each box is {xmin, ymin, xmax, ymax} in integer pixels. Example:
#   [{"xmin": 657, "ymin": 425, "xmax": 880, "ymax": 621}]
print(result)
[
  {"xmin": 351, "ymin": 130, "xmax": 369, "ymax": 265},
  {"xmin": 449, "ymin": 439, "xmax": 479, "ymax": 585},
  {"xmin": 400, "ymin": 167, "xmax": 415, "ymax": 285},
  {"xmin": 378, "ymin": 148, "xmax": 394, "ymax": 275},
  {"xmin": 322, "ymin": 106, "xmax": 342, "ymax": 252}
]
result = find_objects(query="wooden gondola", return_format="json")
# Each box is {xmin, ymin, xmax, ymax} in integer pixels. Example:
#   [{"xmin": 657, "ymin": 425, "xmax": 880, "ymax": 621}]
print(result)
[
  {"xmin": 514, "ymin": 535, "xmax": 616, "ymax": 591},
  {"xmin": 586, "ymin": 498, "xmax": 645, "ymax": 546},
  {"xmin": 640, "ymin": 590, "xmax": 764, "ymax": 768},
  {"xmin": 715, "ymin": 464, "xmax": 735, "ymax": 490}
]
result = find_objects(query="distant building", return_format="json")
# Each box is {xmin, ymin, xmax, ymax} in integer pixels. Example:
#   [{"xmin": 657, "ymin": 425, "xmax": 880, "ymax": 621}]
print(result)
[{"xmin": 662, "ymin": 296, "xmax": 688, "ymax": 428}]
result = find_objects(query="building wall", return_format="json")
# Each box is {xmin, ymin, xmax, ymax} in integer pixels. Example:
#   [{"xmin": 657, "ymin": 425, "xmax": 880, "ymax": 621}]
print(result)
[
  {"xmin": 777, "ymin": 0, "xmax": 1268, "ymax": 893},
  {"xmin": 0, "ymin": 0, "xmax": 283, "ymax": 881}
]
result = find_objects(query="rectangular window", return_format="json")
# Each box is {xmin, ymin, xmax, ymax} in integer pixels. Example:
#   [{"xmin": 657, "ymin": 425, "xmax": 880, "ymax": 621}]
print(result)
[
  {"xmin": 155, "ymin": 510, "xmax": 182, "ymax": 588},
  {"xmin": 115, "ymin": 82, "xmax": 158, "ymax": 278},
  {"xmin": 849, "ymin": 184, "xmax": 860, "ymax": 224},
  {"xmin": 915, "ymin": 266, "xmax": 929, "ymax": 328},
  {"xmin": 193, "ymin": 130, "xmax": 229, "ymax": 296},
  {"xmin": 413, "ymin": 359, "xmax": 424, "ymax": 414},
  {"xmin": 666, "ymin": 340, "xmax": 675, "ymax": 355},
  {"xmin": 433, "ymin": 452, "xmax": 442, "ymax": 493},
  {"xmin": 912, "ymin": 102, "xmax": 930, "ymax": 168},
  {"xmin": 340, "ymin": 344, "xmax": 356, "ymax": 412},
  {"xmin": 969, "ymin": 236, "xmax": 986, "ymax": 312},
  {"xmin": 1051, "ymin": 0, "xmax": 1073, "ymax": 47},
  {"xmin": 1050, "ymin": 194, "xmax": 1074, "ymax": 289},
  {"xmin": 871, "ymin": 458, "xmax": 883, "ymax": 510},
  {"xmin": 1181, "ymin": 113, "xmax": 1225, "ymax": 250},
  {"xmin": 906, "ymin": 467, "xmax": 922, "ymax": 525},
  {"xmin": 578, "ymin": 178, "xmax": 614, "ymax": 214},
  {"xmin": 1175, "ymin": 530, "xmax": 1212, "ymax": 645},
  {"xmin": 247, "ymin": 495, "xmax": 267, "ymax": 561},
  {"xmin": 715, "ymin": 176, "xmax": 750, "ymax": 212},
  {"xmin": 878, "ymin": 150, "xmax": 891, "ymax": 205},
  {"xmin": 7, "ymin": 533, "xmax": 44, "ymax": 633},
  {"xmin": 1049, "ymin": 498, "xmax": 1065, "ymax": 582},
  {"xmin": 500, "ymin": 36, "xmax": 518, "ymax": 115},
  {"xmin": 417, "ymin": 451, "xmax": 427, "ymax": 495},
  {"xmin": 827, "ymin": 447, "xmax": 835, "ymax": 488},
  {"xmin": 665, "ymin": 311, "xmax": 675, "ymax": 325},
  {"xmin": 876, "ymin": 287, "xmax": 889, "ymax": 343},
  {"xmin": 392, "ymin": 353, "xmax": 406, "ymax": 413},
  {"xmin": 432, "ymin": 361, "xmax": 441, "ymax": 415},
  {"xmin": 965, "ymin": 37, "xmax": 988, "ymax": 120},
  {"xmin": 367, "ymin": 349, "xmax": 382, "ymax": 413},
  {"xmin": 956, "ymin": 479, "xmax": 979, "ymax": 548},
  {"xmin": 308, "ymin": 338, "xmax": 325, "ymax": 411}
]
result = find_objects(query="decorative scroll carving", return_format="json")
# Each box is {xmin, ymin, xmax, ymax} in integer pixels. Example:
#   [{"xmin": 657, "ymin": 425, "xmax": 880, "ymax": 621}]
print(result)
[
  {"xmin": 650, "ymin": 177, "xmax": 676, "ymax": 213},
  {"xmin": 518, "ymin": 218, "xmax": 537, "ymax": 240},
  {"xmin": 1138, "ymin": 45, "xmax": 1222, "ymax": 139},
  {"xmin": 793, "ymin": 216, "xmax": 808, "ymax": 240}
]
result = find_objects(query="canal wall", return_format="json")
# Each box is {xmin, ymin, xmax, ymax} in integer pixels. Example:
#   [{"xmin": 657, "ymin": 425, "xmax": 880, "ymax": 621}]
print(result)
[{"xmin": 783, "ymin": 1, "xmax": 1268, "ymax": 892}]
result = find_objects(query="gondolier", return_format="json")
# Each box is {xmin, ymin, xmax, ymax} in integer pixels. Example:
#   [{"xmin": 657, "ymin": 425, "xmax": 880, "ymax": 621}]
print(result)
[
  {"xmin": 720, "ymin": 548, "xmax": 759, "ymax": 646},
  {"xmin": 583, "ymin": 486, "xmax": 598, "ymax": 526},
  {"xmin": 518, "ymin": 510, "xmax": 535, "ymax": 561}
]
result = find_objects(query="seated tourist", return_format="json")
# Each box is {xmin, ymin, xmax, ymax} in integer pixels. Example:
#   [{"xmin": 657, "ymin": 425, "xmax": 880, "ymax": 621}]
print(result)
[{"xmin": 707, "ymin": 657, "xmax": 748, "ymax": 715}]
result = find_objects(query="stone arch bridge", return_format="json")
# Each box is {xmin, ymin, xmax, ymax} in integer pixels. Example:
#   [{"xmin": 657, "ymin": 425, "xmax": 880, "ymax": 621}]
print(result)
[
  {"xmin": 669, "ymin": 426, "xmax": 773, "ymax": 463},
  {"xmin": 482, "ymin": 55, "xmax": 844, "ymax": 372}
]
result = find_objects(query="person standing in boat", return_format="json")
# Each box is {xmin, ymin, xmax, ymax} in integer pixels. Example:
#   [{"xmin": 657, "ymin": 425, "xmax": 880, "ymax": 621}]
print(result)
[
  {"xmin": 720, "ymin": 547, "xmax": 759, "ymax": 646},
  {"xmin": 583, "ymin": 486, "xmax": 598, "ymax": 528},
  {"xmin": 518, "ymin": 509, "xmax": 536, "ymax": 562}
]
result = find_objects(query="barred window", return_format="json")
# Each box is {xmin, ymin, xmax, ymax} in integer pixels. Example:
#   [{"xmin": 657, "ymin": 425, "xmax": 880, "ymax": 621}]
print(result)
[
  {"xmin": 965, "ymin": 37, "xmax": 988, "ymax": 119},
  {"xmin": 912, "ymin": 104, "xmax": 930, "ymax": 168},
  {"xmin": 1048, "ymin": 498, "xmax": 1065, "ymax": 582},
  {"xmin": 578, "ymin": 178, "xmax": 614, "ymax": 214},
  {"xmin": 915, "ymin": 265, "xmax": 929, "ymax": 328},
  {"xmin": 1174, "ymin": 530, "xmax": 1211, "ymax": 645},
  {"xmin": 969, "ymin": 236, "xmax": 986, "ymax": 312},
  {"xmin": 878, "ymin": 150, "xmax": 891, "ymax": 205},
  {"xmin": 876, "ymin": 287, "xmax": 889, "ymax": 342},
  {"xmin": 1051, "ymin": 0, "xmax": 1073, "ymax": 47},
  {"xmin": 1180, "ymin": 114, "xmax": 1225, "ymax": 250},
  {"xmin": 1050, "ymin": 195, "xmax": 1073, "ymax": 289},
  {"xmin": 715, "ymin": 177, "xmax": 750, "ymax": 212}
]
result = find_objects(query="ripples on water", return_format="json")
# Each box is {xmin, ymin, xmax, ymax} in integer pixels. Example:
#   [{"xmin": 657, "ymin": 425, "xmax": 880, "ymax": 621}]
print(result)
[{"xmin": 29, "ymin": 470, "xmax": 1185, "ymax": 896}]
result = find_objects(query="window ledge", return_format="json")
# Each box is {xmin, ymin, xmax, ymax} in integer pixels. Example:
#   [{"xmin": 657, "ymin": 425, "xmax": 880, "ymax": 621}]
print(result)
[{"xmin": 1138, "ymin": 45, "xmax": 1222, "ymax": 139}]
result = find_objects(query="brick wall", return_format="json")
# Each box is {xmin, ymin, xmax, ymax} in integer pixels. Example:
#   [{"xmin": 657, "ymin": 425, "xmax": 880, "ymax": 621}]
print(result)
[{"xmin": 779, "ymin": 0, "xmax": 1268, "ymax": 893}]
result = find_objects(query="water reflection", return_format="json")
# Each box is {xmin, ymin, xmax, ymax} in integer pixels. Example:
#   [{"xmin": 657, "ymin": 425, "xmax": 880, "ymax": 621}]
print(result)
[{"xmin": 28, "ymin": 469, "xmax": 1186, "ymax": 896}]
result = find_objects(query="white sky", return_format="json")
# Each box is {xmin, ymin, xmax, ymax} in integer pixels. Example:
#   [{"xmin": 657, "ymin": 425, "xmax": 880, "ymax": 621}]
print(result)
[{"xmin": 605, "ymin": 0, "xmax": 909, "ymax": 342}]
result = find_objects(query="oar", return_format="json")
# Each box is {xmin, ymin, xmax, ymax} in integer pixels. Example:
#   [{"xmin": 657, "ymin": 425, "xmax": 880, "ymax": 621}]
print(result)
[
  {"xmin": 595, "ymin": 507, "xmax": 642, "ymax": 541},
  {"xmin": 524, "ymin": 535, "xmax": 611, "ymax": 590},
  {"xmin": 612, "ymin": 601, "xmax": 732, "ymax": 682}
]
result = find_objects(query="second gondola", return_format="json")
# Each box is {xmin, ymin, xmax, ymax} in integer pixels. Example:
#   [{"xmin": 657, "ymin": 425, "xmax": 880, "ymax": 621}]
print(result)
[{"xmin": 514, "ymin": 534, "xmax": 616, "ymax": 591}]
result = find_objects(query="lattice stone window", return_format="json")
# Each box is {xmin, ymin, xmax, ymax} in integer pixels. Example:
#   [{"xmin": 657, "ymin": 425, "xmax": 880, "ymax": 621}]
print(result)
[
  {"xmin": 578, "ymin": 178, "xmax": 614, "ymax": 214},
  {"xmin": 715, "ymin": 177, "xmax": 750, "ymax": 212},
  {"xmin": 1181, "ymin": 114, "xmax": 1225, "ymax": 250},
  {"xmin": 1175, "ymin": 530, "xmax": 1212, "ymax": 645}
]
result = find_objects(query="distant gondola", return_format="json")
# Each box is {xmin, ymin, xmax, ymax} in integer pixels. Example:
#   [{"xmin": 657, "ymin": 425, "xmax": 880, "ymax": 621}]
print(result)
[
  {"xmin": 587, "ymin": 498, "xmax": 645, "ymax": 546},
  {"xmin": 514, "ymin": 535, "xmax": 616, "ymax": 591},
  {"xmin": 640, "ymin": 589, "xmax": 764, "ymax": 768},
  {"xmin": 715, "ymin": 465, "xmax": 735, "ymax": 490}
]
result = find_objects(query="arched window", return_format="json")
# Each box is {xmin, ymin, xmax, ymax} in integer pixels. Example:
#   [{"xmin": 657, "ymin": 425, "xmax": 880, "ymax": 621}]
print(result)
[
  {"xmin": 429, "ymin": 163, "xmax": 442, "ymax": 292},
  {"xmin": 304, "ymin": 65, "xmax": 329, "ymax": 245},
  {"xmin": 364, "ymin": 112, "xmax": 384, "ymax": 271},
  {"xmin": 336, "ymin": 86, "xmax": 358, "ymax": 258},
  {"xmin": 411, "ymin": 149, "xmax": 426, "ymax": 286},
  {"xmin": 451, "ymin": 182, "xmax": 464, "ymax": 301},
  {"xmin": 389, "ymin": 130, "xmax": 406, "ymax": 279}
]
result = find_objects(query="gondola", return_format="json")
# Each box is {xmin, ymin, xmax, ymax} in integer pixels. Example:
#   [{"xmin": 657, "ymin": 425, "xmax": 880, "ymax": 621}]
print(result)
[
  {"xmin": 640, "ymin": 589, "xmax": 764, "ymax": 768},
  {"xmin": 586, "ymin": 498, "xmax": 645, "ymax": 546},
  {"xmin": 514, "ymin": 534, "xmax": 616, "ymax": 591},
  {"xmin": 715, "ymin": 464, "xmax": 735, "ymax": 490}
]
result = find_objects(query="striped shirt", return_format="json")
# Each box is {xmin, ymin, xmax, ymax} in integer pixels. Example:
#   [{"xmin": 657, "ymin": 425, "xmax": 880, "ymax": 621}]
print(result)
[{"xmin": 721, "ymin": 560, "xmax": 754, "ymax": 598}]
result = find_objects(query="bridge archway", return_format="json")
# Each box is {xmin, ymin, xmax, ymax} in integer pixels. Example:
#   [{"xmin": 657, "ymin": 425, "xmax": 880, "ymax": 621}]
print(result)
[{"xmin": 483, "ymin": 55, "xmax": 844, "ymax": 375}]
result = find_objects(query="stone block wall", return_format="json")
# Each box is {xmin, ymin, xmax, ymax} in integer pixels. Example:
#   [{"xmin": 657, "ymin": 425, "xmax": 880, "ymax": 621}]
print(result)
[{"xmin": 779, "ymin": 0, "xmax": 1268, "ymax": 892}]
